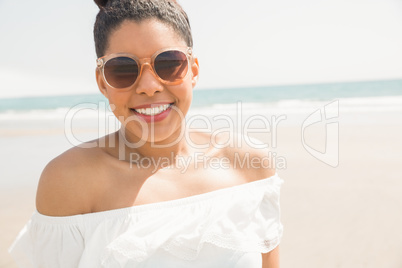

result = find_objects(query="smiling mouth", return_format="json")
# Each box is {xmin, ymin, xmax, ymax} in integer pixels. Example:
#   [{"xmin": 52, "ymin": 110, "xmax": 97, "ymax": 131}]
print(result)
[{"xmin": 132, "ymin": 103, "xmax": 173, "ymax": 116}]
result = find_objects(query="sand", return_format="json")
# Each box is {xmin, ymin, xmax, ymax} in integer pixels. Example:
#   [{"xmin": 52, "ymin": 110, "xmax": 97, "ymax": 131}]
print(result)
[{"xmin": 1, "ymin": 107, "xmax": 402, "ymax": 268}]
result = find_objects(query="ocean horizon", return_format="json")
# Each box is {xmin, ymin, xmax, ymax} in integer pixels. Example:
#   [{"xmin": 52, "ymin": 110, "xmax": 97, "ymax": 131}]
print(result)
[{"xmin": 1, "ymin": 79, "xmax": 401, "ymax": 121}]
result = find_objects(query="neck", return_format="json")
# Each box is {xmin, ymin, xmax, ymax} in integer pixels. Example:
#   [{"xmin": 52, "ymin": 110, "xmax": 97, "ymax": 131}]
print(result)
[{"xmin": 113, "ymin": 128, "xmax": 191, "ymax": 167}]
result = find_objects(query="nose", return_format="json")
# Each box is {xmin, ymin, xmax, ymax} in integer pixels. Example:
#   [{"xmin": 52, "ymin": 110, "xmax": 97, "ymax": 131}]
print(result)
[{"xmin": 135, "ymin": 63, "xmax": 164, "ymax": 97}]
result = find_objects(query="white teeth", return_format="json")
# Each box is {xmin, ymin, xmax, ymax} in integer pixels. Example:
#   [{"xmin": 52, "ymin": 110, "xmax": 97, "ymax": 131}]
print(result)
[{"xmin": 134, "ymin": 104, "xmax": 171, "ymax": 116}]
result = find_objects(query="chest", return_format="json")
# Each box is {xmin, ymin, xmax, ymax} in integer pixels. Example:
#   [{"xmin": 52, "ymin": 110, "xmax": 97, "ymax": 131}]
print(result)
[{"xmin": 91, "ymin": 162, "xmax": 246, "ymax": 212}]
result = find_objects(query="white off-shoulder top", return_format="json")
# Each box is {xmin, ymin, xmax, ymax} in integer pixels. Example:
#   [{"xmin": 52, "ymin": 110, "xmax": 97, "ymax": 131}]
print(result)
[{"xmin": 9, "ymin": 174, "xmax": 283, "ymax": 268}]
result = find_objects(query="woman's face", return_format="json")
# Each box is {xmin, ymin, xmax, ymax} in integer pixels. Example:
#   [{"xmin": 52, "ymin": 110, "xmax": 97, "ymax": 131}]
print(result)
[{"xmin": 97, "ymin": 19, "xmax": 199, "ymax": 145}]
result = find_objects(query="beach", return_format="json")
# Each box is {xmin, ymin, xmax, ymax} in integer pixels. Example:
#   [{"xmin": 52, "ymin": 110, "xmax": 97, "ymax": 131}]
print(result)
[{"xmin": 1, "ymin": 100, "xmax": 402, "ymax": 267}]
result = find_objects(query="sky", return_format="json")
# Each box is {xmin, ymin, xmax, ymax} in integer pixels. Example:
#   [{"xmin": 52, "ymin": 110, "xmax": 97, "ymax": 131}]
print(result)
[{"xmin": 0, "ymin": 0, "xmax": 401, "ymax": 98}]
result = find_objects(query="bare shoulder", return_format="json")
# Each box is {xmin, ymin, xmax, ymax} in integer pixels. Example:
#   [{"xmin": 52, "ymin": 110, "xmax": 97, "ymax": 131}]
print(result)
[
  {"xmin": 36, "ymin": 142, "xmax": 106, "ymax": 216},
  {"xmin": 211, "ymin": 132, "xmax": 276, "ymax": 183}
]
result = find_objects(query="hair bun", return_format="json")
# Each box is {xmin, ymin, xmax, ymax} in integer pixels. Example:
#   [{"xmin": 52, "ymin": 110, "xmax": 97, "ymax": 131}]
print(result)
[{"xmin": 94, "ymin": 0, "xmax": 109, "ymax": 9}]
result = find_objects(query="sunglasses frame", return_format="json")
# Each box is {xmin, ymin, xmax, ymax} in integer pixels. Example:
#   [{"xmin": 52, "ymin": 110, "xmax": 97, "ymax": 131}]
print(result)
[{"xmin": 96, "ymin": 47, "xmax": 193, "ymax": 90}]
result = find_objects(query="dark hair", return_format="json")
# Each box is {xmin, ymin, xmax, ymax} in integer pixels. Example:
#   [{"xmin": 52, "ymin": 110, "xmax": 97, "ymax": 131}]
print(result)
[{"xmin": 93, "ymin": 0, "xmax": 193, "ymax": 57}]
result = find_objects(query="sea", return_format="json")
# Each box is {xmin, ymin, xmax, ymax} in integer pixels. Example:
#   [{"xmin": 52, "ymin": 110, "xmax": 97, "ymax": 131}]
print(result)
[{"xmin": 1, "ymin": 79, "xmax": 401, "ymax": 124}]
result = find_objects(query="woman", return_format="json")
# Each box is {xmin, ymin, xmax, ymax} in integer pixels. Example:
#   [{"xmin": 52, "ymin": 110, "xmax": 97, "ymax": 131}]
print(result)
[{"xmin": 9, "ymin": 0, "xmax": 283, "ymax": 267}]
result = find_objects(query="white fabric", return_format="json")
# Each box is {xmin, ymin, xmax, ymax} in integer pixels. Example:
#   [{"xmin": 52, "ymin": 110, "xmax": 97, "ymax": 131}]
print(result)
[{"xmin": 9, "ymin": 174, "xmax": 283, "ymax": 268}]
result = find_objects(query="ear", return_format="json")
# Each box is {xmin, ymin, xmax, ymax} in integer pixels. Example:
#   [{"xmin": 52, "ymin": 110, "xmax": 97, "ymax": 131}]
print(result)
[
  {"xmin": 96, "ymin": 68, "xmax": 109, "ymax": 98},
  {"xmin": 190, "ymin": 57, "xmax": 199, "ymax": 88}
]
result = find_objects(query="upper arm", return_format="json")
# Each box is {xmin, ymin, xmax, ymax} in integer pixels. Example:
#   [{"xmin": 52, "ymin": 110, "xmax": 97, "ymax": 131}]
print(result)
[
  {"xmin": 11, "ymin": 153, "xmax": 88, "ymax": 266},
  {"xmin": 36, "ymin": 148, "xmax": 94, "ymax": 216},
  {"xmin": 217, "ymin": 134, "xmax": 280, "ymax": 267},
  {"xmin": 262, "ymin": 246, "xmax": 280, "ymax": 268}
]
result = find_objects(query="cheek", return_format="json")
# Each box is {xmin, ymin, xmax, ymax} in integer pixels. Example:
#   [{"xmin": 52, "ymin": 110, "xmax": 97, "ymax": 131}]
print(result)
[
  {"xmin": 184, "ymin": 92, "xmax": 193, "ymax": 109},
  {"xmin": 184, "ymin": 83, "xmax": 193, "ymax": 106},
  {"xmin": 107, "ymin": 91, "xmax": 130, "ymax": 108},
  {"xmin": 105, "ymin": 92, "xmax": 132, "ymax": 120},
  {"xmin": 179, "ymin": 79, "xmax": 193, "ymax": 99},
  {"xmin": 176, "ymin": 85, "xmax": 193, "ymax": 110}
]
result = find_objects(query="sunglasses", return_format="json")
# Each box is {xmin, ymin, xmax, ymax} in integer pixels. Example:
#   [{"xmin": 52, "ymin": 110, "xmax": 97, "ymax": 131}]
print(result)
[{"xmin": 96, "ymin": 47, "xmax": 193, "ymax": 89}]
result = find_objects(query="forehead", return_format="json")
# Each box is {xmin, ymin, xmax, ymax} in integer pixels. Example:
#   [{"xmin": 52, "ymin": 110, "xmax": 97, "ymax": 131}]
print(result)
[{"xmin": 106, "ymin": 19, "xmax": 186, "ymax": 57}]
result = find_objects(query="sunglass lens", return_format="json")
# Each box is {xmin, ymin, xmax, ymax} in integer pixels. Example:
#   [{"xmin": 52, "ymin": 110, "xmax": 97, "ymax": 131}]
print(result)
[
  {"xmin": 104, "ymin": 57, "xmax": 138, "ymax": 88},
  {"xmin": 154, "ymin": 51, "xmax": 188, "ymax": 83}
]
